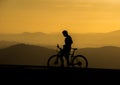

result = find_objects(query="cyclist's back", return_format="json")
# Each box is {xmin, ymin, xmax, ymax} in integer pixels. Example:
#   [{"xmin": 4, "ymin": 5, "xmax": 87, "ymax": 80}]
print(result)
[{"xmin": 63, "ymin": 34, "xmax": 73, "ymax": 55}]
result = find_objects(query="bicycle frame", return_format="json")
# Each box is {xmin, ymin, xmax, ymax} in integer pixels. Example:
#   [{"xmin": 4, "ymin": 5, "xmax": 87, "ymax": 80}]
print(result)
[
  {"xmin": 57, "ymin": 45, "xmax": 77, "ymax": 63},
  {"xmin": 70, "ymin": 49, "xmax": 76, "ymax": 57},
  {"xmin": 69, "ymin": 48, "xmax": 78, "ymax": 63},
  {"xmin": 47, "ymin": 45, "xmax": 88, "ymax": 68}
]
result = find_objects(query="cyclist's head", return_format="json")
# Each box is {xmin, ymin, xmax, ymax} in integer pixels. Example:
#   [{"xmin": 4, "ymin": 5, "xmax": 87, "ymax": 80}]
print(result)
[{"xmin": 62, "ymin": 30, "xmax": 68, "ymax": 37}]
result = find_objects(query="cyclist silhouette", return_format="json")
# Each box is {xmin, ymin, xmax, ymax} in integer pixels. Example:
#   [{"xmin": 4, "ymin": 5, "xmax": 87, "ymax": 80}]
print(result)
[{"xmin": 56, "ymin": 30, "xmax": 73, "ymax": 67}]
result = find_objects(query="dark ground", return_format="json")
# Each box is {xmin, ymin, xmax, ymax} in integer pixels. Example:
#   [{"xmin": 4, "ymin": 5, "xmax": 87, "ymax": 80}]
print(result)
[{"xmin": 0, "ymin": 65, "xmax": 120, "ymax": 84}]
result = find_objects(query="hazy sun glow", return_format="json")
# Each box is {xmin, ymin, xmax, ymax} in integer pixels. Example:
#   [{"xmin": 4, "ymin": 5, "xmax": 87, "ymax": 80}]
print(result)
[{"xmin": 0, "ymin": 0, "xmax": 120, "ymax": 33}]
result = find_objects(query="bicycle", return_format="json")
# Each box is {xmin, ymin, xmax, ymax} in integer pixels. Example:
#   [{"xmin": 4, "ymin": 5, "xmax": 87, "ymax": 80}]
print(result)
[{"xmin": 47, "ymin": 44, "xmax": 88, "ymax": 68}]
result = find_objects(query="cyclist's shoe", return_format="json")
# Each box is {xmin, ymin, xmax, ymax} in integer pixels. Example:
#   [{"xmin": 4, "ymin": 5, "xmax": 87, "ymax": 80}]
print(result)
[
  {"xmin": 54, "ymin": 61, "xmax": 58, "ymax": 65},
  {"xmin": 60, "ymin": 64, "xmax": 64, "ymax": 67}
]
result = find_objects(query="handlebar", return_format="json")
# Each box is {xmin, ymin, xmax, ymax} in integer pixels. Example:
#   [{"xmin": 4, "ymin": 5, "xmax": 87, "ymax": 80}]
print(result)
[{"xmin": 57, "ymin": 44, "xmax": 62, "ymax": 50}]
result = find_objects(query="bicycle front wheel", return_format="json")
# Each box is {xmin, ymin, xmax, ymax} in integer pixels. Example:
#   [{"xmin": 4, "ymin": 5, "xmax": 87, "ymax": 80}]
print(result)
[
  {"xmin": 47, "ymin": 55, "xmax": 62, "ymax": 67},
  {"xmin": 72, "ymin": 55, "xmax": 88, "ymax": 68}
]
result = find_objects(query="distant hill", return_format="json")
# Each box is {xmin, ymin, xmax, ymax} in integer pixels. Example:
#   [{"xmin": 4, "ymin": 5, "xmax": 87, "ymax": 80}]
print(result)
[
  {"xmin": 71, "ymin": 30, "xmax": 120, "ymax": 48},
  {"xmin": 0, "ymin": 44, "xmax": 56, "ymax": 66},
  {"xmin": 1, "ymin": 30, "xmax": 120, "ymax": 48},
  {"xmin": 0, "ymin": 44, "xmax": 120, "ymax": 69},
  {"xmin": 0, "ymin": 41, "xmax": 19, "ymax": 49},
  {"xmin": 77, "ymin": 46, "xmax": 120, "ymax": 69},
  {"xmin": 107, "ymin": 30, "xmax": 120, "ymax": 34},
  {"xmin": 0, "ymin": 32, "xmax": 63, "ymax": 48}
]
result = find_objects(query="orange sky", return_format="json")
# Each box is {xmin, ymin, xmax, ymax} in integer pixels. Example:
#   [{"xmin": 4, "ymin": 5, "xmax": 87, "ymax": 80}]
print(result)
[{"xmin": 0, "ymin": 0, "xmax": 120, "ymax": 33}]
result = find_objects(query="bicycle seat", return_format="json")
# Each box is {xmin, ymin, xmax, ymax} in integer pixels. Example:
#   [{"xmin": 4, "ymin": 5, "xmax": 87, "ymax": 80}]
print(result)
[{"xmin": 72, "ymin": 48, "xmax": 77, "ymax": 50}]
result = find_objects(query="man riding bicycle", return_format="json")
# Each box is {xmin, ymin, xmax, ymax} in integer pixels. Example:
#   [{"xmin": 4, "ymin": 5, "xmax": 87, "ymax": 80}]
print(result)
[{"xmin": 56, "ymin": 30, "xmax": 73, "ymax": 67}]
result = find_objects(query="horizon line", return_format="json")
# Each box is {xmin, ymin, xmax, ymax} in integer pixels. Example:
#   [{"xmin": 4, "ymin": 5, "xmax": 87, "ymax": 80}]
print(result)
[{"xmin": 0, "ymin": 29, "xmax": 120, "ymax": 34}]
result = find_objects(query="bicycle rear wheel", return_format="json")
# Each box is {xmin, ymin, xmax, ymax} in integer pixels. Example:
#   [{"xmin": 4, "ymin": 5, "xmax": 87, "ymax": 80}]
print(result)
[
  {"xmin": 47, "ymin": 55, "xmax": 62, "ymax": 67},
  {"xmin": 72, "ymin": 55, "xmax": 88, "ymax": 68}
]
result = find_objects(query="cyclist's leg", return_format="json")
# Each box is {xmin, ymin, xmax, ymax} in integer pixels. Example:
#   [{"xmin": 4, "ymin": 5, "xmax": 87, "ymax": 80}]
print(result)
[
  {"xmin": 65, "ymin": 55, "xmax": 69, "ymax": 67},
  {"xmin": 64, "ymin": 48, "xmax": 71, "ymax": 67},
  {"xmin": 58, "ymin": 50, "xmax": 64, "ymax": 67},
  {"xmin": 60, "ymin": 56, "xmax": 64, "ymax": 67}
]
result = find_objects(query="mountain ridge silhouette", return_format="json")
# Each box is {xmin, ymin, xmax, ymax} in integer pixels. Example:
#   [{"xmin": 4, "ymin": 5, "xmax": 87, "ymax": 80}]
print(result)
[
  {"xmin": 0, "ymin": 43, "xmax": 56, "ymax": 66},
  {"xmin": 0, "ymin": 44, "xmax": 120, "ymax": 69},
  {"xmin": 1, "ymin": 30, "xmax": 120, "ymax": 48}
]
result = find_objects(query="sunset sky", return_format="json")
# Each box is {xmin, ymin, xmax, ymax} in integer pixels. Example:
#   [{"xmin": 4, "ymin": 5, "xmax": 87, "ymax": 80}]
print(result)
[{"xmin": 1, "ymin": 0, "xmax": 120, "ymax": 33}]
